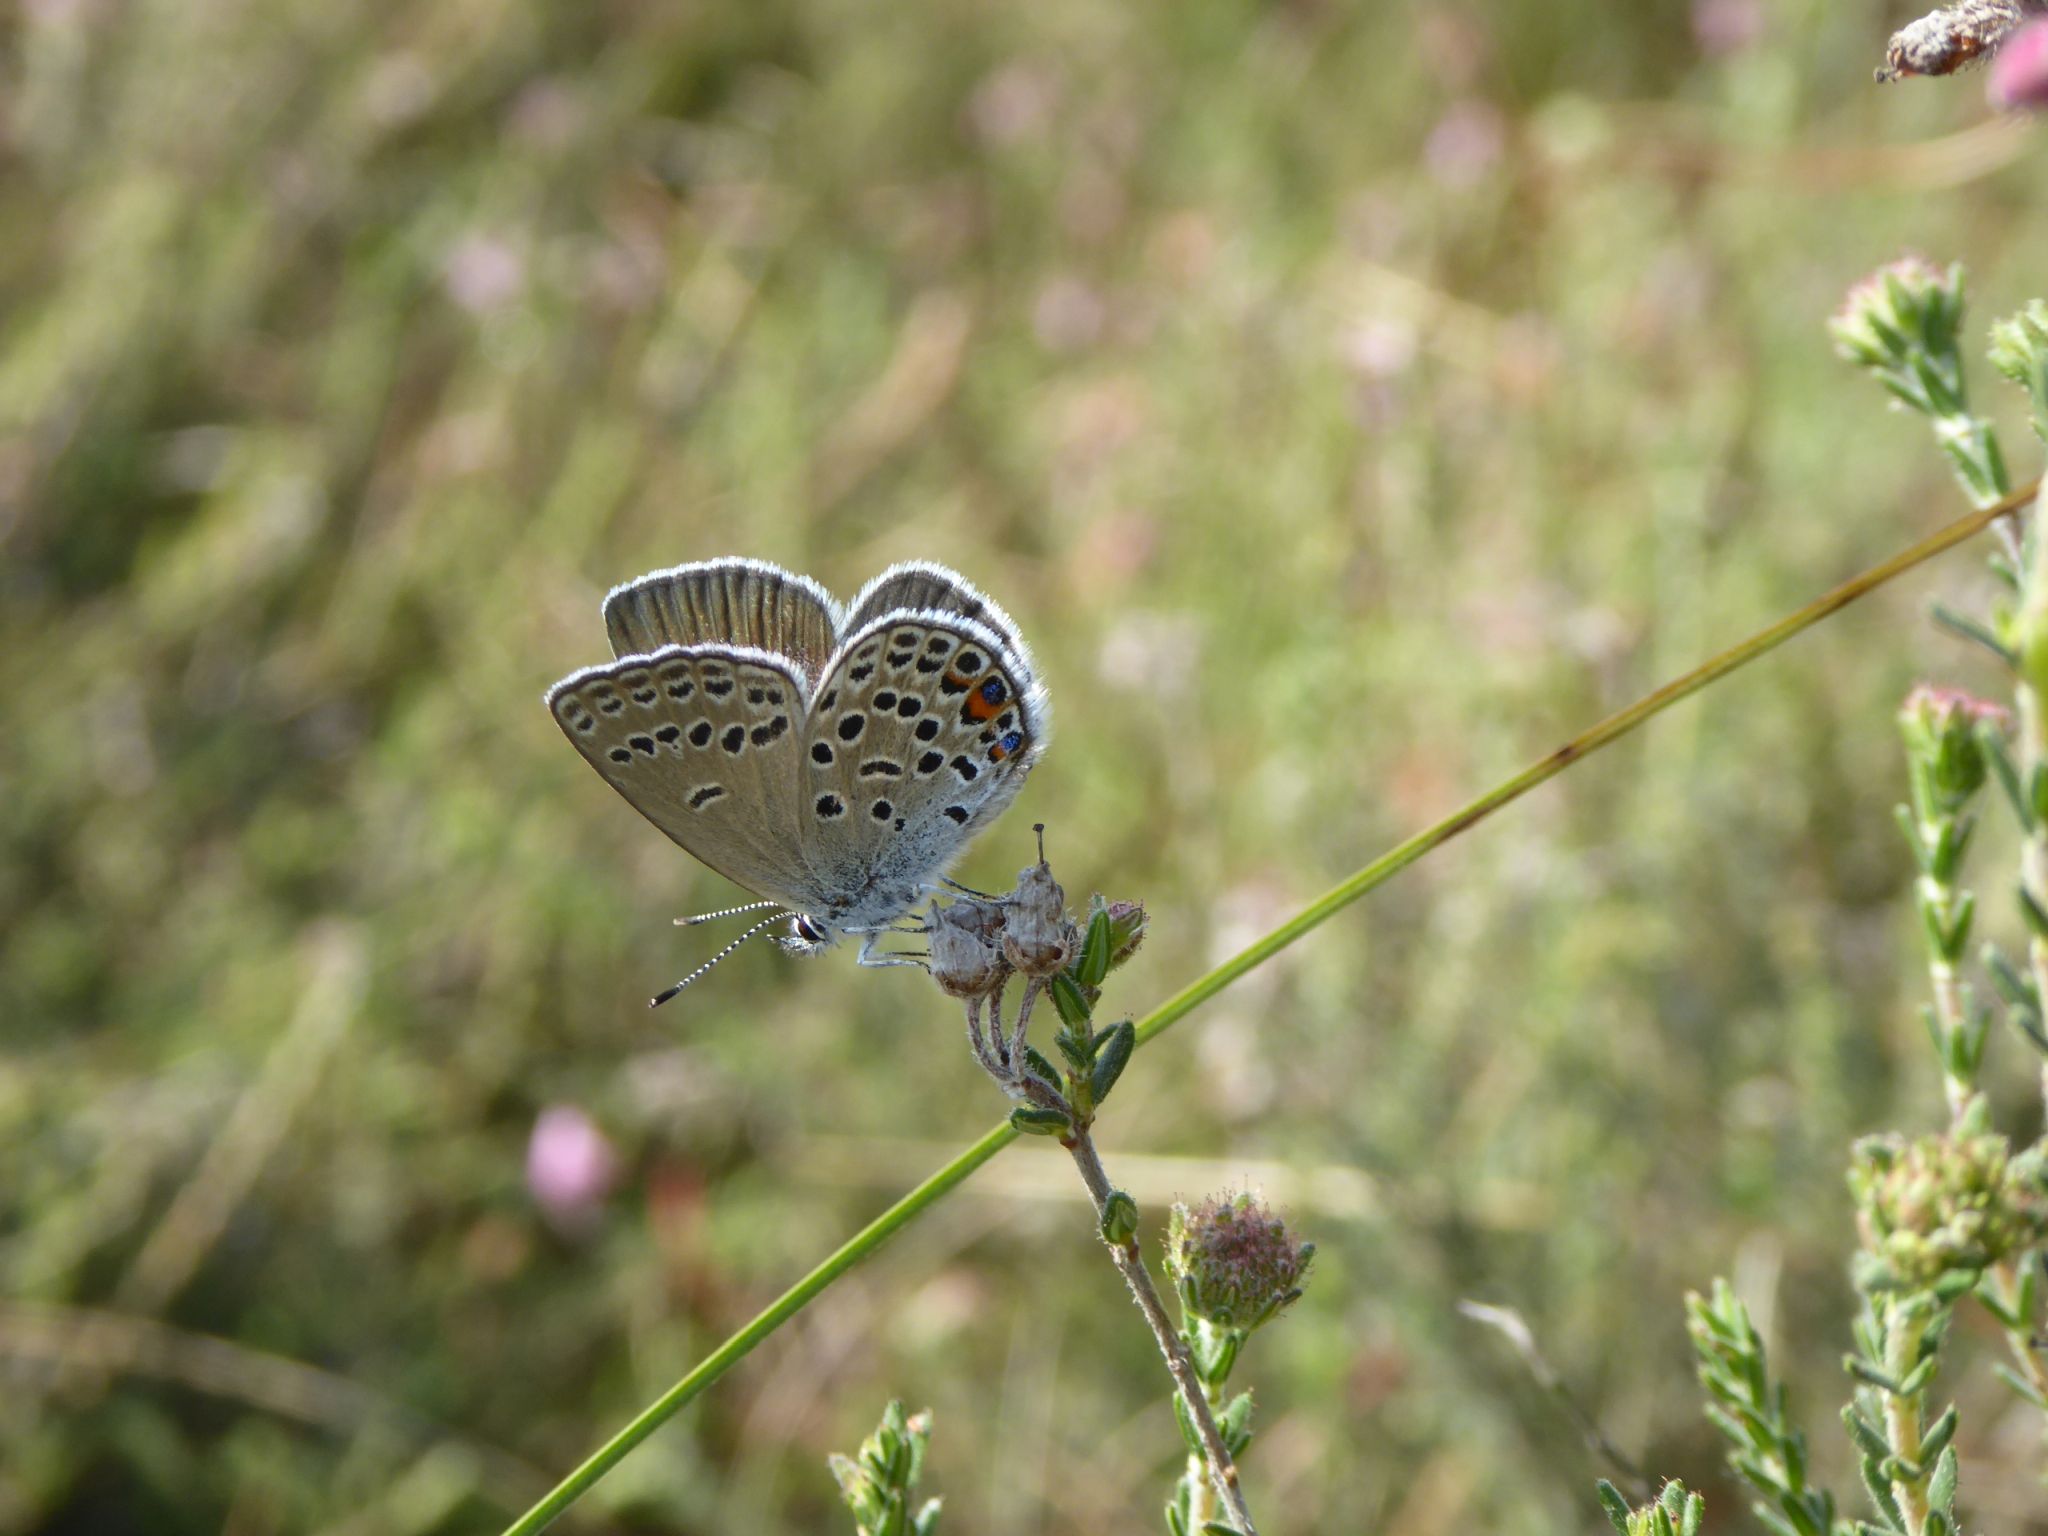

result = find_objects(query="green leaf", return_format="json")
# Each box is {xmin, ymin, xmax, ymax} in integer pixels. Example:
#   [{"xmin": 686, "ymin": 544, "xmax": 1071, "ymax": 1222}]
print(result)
[
  {"xmin": 1022, "ymin": 1044, "xmax": 1065, "ymax": 1091},
  {"xmin": 1992, "ymin": 1360, "xmax": 2048, "ymax": 1409},
  {"xmin": 1008, "ymin": 1106, "xmax": 1071, "ymax": 1137},
  {"xmin": 1089, "ymin": 1019, "xmax": 1136, "ymax": 1106},
  {"xmin": 1926, "ymin": 1442, "xmax": 1958, "ymax": 1516},
  {"xmin": 1930, "ymin": 601, "xmax": 2018, "ymax": 664},
  {"xmin": 1919, "ymin": 1405, "xmax": 1958, "ymax": 1465},
  {"xmin": 1218, "ymin": 1390, "xmax": 1255, "ymax": 1456},
  {"xmin": 1842, "ymin": 1406, "xmax": 1889, "ymax": 1461},
  {"xmin": 1595, "ymin": 1480, "xmax": 1633, "ymax": 1532},
  {"xmin": 1171, "ymin": 1390, "xmax": 1203, "ymax": 1456},
  {"xmin": 1075, "ymin": 908, "xmax": 1113, "ymax": 988},
  {"xmin": 1049, "ymin": 970, "xmax": 1093, "ymax": 1028},
  {"xmin": 1983, "ymin": 731, "xmax": 2032, "ymax": 828}
]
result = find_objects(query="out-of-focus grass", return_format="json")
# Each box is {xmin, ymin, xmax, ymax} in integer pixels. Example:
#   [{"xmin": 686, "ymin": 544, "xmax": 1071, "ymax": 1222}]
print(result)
[{"xmin": 4, "ymin": 2, "xmax": 2047, "ymax": 1531}]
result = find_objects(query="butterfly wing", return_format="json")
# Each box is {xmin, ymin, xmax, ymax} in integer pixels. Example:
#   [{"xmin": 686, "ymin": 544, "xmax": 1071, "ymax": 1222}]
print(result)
[
  {"xmin": 842, "ymin": 562, "xmax": 1031, "ymax": 659},
  {"xmin": 797, "ymin": 610, "xmax": 1049, "ymax": 928},
  {"xmin": 546, "ymin": 643, "xmax": 819, "ymax": 908},
  {"xmin": 603, "ymin": 558, "xmax": 842, "ymax": 678}
]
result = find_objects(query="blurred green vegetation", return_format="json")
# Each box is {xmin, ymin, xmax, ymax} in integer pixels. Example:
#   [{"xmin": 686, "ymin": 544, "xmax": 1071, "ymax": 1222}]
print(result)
[{"xmin": 5, "ymin": 0, "xmax": 2048, "ymax": 1531}]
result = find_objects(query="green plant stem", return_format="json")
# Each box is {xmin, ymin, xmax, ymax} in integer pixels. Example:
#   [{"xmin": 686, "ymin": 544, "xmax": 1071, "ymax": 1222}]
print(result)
[
  {"xmin": 2021, "ymin": 485, "xmax": 2048, "ymax": 1120},
  {"xmin": 1912, "ymin": 829, "xmax": 1976, "ymax": 1122},
  {"xmin": 496, "ymin": 481, "xmax": 2034, "ymax": 1536},
  {"xmin": 1061, "ymin": 1128, "xmax": 1256, "ymax": 1536},
  {"xmin": 1986, "ymin": 1257, "xmax": 2048, "ymax": 1411},
  {"xmin": 1880, "ymin": 1304, "xmax": 1933, "ymax": 1534},
  {"xmin": 1185, "ymin": 1370, "xmax": 1228, "ymax": 1530}
]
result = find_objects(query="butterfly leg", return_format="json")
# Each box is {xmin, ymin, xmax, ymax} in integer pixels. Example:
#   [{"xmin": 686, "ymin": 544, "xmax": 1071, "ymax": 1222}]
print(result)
[
  {"xmin": 853, "ymin": 931, "xmax": 931, "ymax": 969},
  {"xmin": 930, "ymin": 876, "xmax": 1006, "ymax": 902}
]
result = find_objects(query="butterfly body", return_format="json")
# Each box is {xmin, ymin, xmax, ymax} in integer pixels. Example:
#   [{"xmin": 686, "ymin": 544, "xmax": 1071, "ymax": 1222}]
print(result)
[{"xmin": 546, "ymin": 559, "xmax": 1048, "ymax": 969}]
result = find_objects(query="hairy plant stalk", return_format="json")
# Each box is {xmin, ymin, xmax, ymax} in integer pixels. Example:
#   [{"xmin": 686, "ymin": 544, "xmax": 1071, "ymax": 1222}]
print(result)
[
  {"xmin": 1185, "ymin": 1372, "xmax": 1228, "ymax": 1528},
  {"xmin": 1061, "ymin": 1129, "xmax": 1257, "ymax": 1536},
  {"xmin": 1987, "ymin": 1257, "xmax": 2048, "ymax": 1408},
  {"xmin": 1917, "ymin": 858, "xmax": 1977, "ymax": 1123},
  {"xmin": 1881, "ymin": 1306, "xmax": 1934, "ymax": 1534}
]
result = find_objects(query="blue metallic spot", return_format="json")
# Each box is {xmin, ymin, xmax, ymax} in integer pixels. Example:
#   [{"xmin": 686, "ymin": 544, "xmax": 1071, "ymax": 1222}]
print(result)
[{"xmin": 999, "ymin": 730, "xmax": 1023, "ymax": 754}]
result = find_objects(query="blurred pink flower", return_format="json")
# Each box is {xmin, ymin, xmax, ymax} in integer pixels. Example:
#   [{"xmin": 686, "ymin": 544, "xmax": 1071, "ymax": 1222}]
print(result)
[
  {"xmin": 1692, "ymin": 0, "xmax": 1764, "ymax": 56},
  {"xmin": 527, "ymin": 1105, "xmax": 618, "ymax": 1227},
  {"xmin": 1990, "ymin": 17, "xmax": 2048, "ymax": 108},
  {"xmin": 443, "ymin": 233, "xmax": 525, "ymax": 315},
  {"xmin": 1423, "ymin": 101, "xmax": 1504, "ymax": 188}
]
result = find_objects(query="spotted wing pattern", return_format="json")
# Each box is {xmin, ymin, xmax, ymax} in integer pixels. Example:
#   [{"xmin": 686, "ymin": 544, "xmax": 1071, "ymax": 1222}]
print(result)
[
  {"xmin": 842, "ymin": 561, "xmax": 1029, "ymax": 657},
  {"xmin": 798, "ymin": 612, "xmax": 1048, "ymax": 926},
  {"xmin": 546, "ymin": 644, "xmax": 817, "ymax": 907},
  {"xmin": 602, "ymin": 559, "xmax": 840, "ymax": 679}
]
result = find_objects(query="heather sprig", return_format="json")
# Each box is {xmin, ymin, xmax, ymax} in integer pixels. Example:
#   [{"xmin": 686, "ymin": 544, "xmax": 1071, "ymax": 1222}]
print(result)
[
  {"xmin": 829, "ymin": 1401, "xmax": 942, "ymax": 1536},
  {"xmin": 1896, "ymin": 686, "xmax": 2005, "ymax": 1116},
  {"xmin": 1684, "ymin": 1281, "xmax": 1846, "ymax": 1536},
  {"xmin": 1597, "ymin": 1480, "xmax": 1707, "ymax": 1536}
]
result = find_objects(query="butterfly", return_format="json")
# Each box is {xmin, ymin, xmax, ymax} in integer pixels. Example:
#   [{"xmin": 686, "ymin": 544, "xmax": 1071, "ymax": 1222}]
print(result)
[{"xmin": 546, "ymin": 558, "xmax": 1049, "ymax": 1002}]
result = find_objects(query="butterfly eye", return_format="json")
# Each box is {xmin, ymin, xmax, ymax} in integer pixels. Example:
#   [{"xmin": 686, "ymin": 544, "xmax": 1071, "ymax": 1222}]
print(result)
[{"xmin": 793, "ymin": 914, "xmax": 828, "ymax": 944}]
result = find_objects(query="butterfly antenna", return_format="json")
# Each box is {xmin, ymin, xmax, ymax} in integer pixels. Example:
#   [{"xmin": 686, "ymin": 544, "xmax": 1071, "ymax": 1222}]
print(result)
[
  {"xmin": 676, "ymin": 899, "xmax": 787, "ymax": 928},
  {"xmin": 650, "ymin": 913, "xmax": 787, "ymax": 1008},
  {"xmin": 1034, "ymin": 822, "xmax": 1047, "ymax": 861}
]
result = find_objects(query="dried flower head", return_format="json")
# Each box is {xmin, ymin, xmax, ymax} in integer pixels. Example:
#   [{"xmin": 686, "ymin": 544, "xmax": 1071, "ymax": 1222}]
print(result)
[
  {"xmin": 925, "ymin": 898, "xmax": 1010, "ymax": 1001},
  {"xmin": 1165, "ymin": 1192, "xmax": 1315, "ymax": 1333},
  {"xmin": 1850, "ymin": 1131, "xmax": 2048, "ymax": 1293},
  {"xmin": 1877, "ymin": 1, "xmax": 2040, "ymax": 82},
  {"xmin": 1001, "ymin": 850, "xmax": 1076, "ymax": 978}
]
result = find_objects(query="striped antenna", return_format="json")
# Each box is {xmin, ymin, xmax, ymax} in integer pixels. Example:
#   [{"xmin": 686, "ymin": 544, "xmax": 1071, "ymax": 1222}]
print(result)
[
  {"xmin": 676, "ymin": 899, "xmax": 786, "ymax": 927},
  {"xmin": 651, "ymin": 913, "xmax": 787, "ymax": 1007}
]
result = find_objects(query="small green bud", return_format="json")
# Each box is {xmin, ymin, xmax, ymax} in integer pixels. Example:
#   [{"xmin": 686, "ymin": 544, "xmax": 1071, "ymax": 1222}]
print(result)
[
  {"xmin": 1989, "ymin": 299, "xmax": 2048, "ymax": 439},
  {"xmin": 1099, "ymin": 1188, "xmax": 1139, "ymax": 1244},
  {"xmin": 1164, "ymin": 1192, "xmax": 1314, "ymax": 1333},
  {"xmin": 1899, "ymin": 685, "xmax": 2008, "ymax": 816},
  {"xmin": 1830, "ymin": 257, "xmax": 1962, "ymax": 382},
  {"xmin": 1103, "ymin": 899, "xmax": 1148, "ymax": 971}
]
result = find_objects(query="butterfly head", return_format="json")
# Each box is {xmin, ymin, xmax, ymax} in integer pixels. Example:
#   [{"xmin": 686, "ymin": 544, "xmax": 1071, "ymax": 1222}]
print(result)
[{"xmin": 778, "ymin": 912, "xmax": 838, "ymax": 955}]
